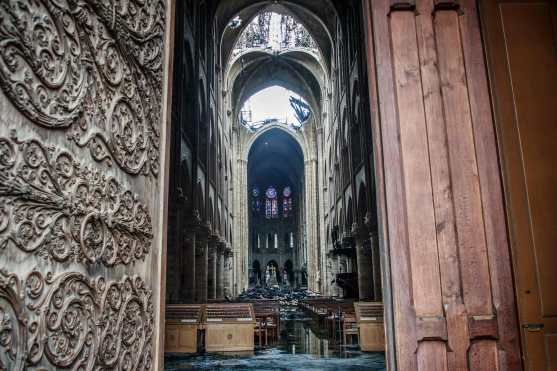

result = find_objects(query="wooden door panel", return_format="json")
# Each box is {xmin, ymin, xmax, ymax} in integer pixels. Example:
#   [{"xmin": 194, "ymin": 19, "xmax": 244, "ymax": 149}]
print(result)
[
  {"xmin": 364, "ymin": 0, "xmax": 521, "ymax": 369},
  {"xmin": 482, "ymin": 0, "xmax": 557, "ymax": 369},
  {"xmin": 500, "ymin": 2, "xmax": 557, "ymax": 319},
  {"xmin": 0, "ymin": 1, "xmax": 171, "ymax": 370}
]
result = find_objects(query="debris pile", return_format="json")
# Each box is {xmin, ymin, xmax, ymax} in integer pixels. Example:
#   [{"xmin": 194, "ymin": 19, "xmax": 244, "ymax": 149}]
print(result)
[{"xmin": 237, "ymin": 286, "xmax": 319, "ymax": 307}]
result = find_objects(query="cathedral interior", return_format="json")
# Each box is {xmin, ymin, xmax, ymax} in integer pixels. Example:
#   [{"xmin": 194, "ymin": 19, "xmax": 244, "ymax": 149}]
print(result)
[
  {"xmin": 166, "ymin": 0, "xmax": 379, "ymax": 304},
  {"xmin": 164, "ymin": 1, "xmax": 385, "ymax": 367},
  {"xmin": 0, "ymin": 0, "xmax": 555, "ymax": 369}
]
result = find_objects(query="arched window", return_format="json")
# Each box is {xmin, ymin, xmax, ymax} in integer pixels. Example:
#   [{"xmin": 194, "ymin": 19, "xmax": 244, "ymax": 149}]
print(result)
[
  {"xmin": 282, "ymin": 186, "xmax": 292, "ymax": 217},
  {"xmin": 252, "ymin": 186, "xmax": 261, "ymax": 212},
  {"xmin": 265, "ymin": 186, "xmax": 278, "ymax": 219}
]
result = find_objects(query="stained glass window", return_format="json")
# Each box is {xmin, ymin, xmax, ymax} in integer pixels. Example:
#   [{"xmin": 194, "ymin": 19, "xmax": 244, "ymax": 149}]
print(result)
[
  {"xmin": 265, "ymin": 186, "xmax": 278, "ymax": 219},
  {"xmin": 282, "ymin": 186, "xmax": 292, "ymax": 217},
  {"xmin": 252, "ymin": 186, "xmax": 261, "ymax": 212}
]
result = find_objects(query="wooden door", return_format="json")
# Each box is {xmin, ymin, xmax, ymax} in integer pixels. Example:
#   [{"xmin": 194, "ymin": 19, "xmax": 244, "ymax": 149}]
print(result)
[
  {"xmin": 362, "ymin": 0, "xmax": 522, "ymax": 369},
  {"xmin": 0, "ymin": 1, "xmax": 172, "ymax": 370},
  {"xmin": 482, "ymin": 1, "xmax": 557, "ymax": 369}
]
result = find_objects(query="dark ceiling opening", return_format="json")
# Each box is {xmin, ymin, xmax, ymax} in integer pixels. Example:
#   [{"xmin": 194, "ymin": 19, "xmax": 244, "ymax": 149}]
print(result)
[{"xmin": 248, "ymin": 128, "xmax": 304, "ymax": 190}]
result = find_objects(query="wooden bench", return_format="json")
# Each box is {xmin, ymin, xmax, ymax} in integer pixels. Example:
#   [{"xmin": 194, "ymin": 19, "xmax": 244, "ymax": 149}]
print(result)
[
  {"xmin": 204, "ymin": 303, "xmax": 256, "ymax": 353},
  {"xmin": 354, "ymin": 302, "xmax": 385, "ymax": 352},
  {"xmin": 165, "ymin": 304, "xmax": 203, "ymax": 353}
]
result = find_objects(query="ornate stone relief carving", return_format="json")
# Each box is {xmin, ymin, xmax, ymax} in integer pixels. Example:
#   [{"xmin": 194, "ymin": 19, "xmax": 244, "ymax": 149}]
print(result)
[
  {"xmin": 0, "ymin": 0, "xmax": 165, "ymax": 176},
  {"xmin": 0, "ymin": 269, "xmax": 153, "ymax": 370},
  {"xmin": 0, "ymin": 134, "xmax": 153, "ymax": 266}
]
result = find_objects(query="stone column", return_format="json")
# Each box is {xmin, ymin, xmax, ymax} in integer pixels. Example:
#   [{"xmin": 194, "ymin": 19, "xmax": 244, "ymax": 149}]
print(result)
[
  {"xmin": 354, "ymin": 223, "xmax": 373, "ymax": 300},
  {"xmin": 235, "ymin": 158, "xmax": 249, "ymax": 293},
  {"xmin": 370, "ymin": 232, "xmax": 382, "ymax": 301},
  {"xmin": 335, "ymin": 255, "xmax": 342, "ymax": 297},
  {"xmin": 182, "ymin": 231, "xmax": 196, "ymax": 302},
  {"xmin": 326, "ymin": 256, "xmax": 332, "ymax": 297},
  {"xmin": 304, "ymin": 158, "xmax": 319, "ymax": 292},
  {"xmin": 223, "ymin": 248, "xmax": 231, "ymax": 298},
  {"xmin": 207, "ymin": 236, "xmax": 218, "ymax": 300},
  {"xmin": 195, "ymin": 229, "xmax": 209, "ymax": 303},
  {"xmin": 216, "ymin": 241, "xmax": 225, "ymax": 299},
  {"xmin": 316, "ymin": 127, "xmax": 327, "ymax": 295}
]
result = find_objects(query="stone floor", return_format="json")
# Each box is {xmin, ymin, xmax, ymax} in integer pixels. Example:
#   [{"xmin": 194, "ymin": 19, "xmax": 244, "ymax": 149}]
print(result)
[{"xmin": 165, "ymin": 319, "xmax": 386, "ymax": 371}]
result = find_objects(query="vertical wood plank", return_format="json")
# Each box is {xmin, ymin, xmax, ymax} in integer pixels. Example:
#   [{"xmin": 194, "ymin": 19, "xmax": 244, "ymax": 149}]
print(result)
[
  {"xmin": 363, "ymin": 0, "xmax": 522, "ymax": 368},
  {"xmin": 370, "ymin": 0, "xmax": 419, "ymax": 368},
  {"xmin": 469, "ymin": 340, "xmax": 500, "ymax": 371},
  {"xmin": 462, "ymin": 0, "xmax": 522, "ymax": 368},
  {"xmin": 418, "ymin": 342, "xmax": 450, "ymax": 371},
  {"xmin": 434, "ymin": 9, "xmax": 499, "ymax": 368},
  {"xmin": 435, "ymin": 10, "xmax": 493, "ymax": 316},
  {"xmin": 415, "ymin": 0, "xmax": 470, "ymax": 368},
  {"xmin": 390, "ymin": 10, "xmax": 443, "ymax": 317}
]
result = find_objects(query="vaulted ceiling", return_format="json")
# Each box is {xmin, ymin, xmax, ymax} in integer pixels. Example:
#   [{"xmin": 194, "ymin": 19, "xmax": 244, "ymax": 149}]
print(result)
[
  {"xmin": 248, "ymin": 128, "xmax": 304, "ymax": 190},
  {"xmin": 216, "ymin": 0, "xmax": 338, "ymax": 69}
]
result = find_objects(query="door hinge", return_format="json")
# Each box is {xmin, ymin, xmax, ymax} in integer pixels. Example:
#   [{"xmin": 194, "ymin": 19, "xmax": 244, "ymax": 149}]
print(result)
[{"xmin": 522, "ymin": 323, "xmax": 544, "ymax": 332}]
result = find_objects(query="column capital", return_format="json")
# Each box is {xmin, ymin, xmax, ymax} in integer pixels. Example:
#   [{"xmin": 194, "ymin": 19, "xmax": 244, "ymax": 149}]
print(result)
[
  {"xmin": 217, "ymin": 239, "xmax": 227, "ymax": 253},
  {"xmin": 195, "ymin": 223, "xmax": 212, "ymax": 241},
  {"xmin": 183, "ymin": 232, "xmax": 196, "ymax": 244},
  {"xmin": 183, "ymin": 208, "xmax": 202, "ymax": 229},
  {"xmin": 195, "ymin": 242, "xmax": 206, "ymax": 256},
  {"xmin": 351, "ymin": 222, "xmax": 371, "ymax": 241},
  {"xmin": 208, "ymin": 234, "xmax": 220, "ymax": 249}
]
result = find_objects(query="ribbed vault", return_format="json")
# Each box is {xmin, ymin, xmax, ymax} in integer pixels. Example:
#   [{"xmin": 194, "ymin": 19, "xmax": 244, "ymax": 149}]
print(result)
[{"xmin": 217, "ymin": 1, "xmax": 337, "ymax": 69}]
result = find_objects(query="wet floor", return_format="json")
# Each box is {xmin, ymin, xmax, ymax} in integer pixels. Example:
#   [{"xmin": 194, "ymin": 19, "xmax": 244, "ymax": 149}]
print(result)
[{"xmin": 165, "ymin": 319, "xmax": 386, "ymax": 371}]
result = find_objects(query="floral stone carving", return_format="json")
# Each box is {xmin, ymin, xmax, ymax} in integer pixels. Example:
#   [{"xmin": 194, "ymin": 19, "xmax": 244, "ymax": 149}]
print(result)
[
  {"xmin": 0, "ymin": 269, "xmax": 153, "ymax": 370},
  {"xmin": 0, "ymin": 134, "xmax": 153, "ymax": 266},
  {"xmin": 0, "ymin": 0, "xmax": 166, "ymax": 176}
]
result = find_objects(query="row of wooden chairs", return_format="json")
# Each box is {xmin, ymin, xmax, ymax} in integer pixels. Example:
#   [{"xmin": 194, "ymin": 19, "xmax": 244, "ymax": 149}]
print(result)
[
  {"xmin": 300, "ymin": 297, "xmax": 358, "ymax": 346},
  {"xmin": 300, "ymin": 298, "xmax": 386, "ymax": 351},
  {"xmin": 249, "ymin": 300, "xmax": 281, "ymax": 347}
]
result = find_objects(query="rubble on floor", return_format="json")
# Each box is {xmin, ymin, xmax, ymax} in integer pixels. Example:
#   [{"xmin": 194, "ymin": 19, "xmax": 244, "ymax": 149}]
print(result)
[{"xmin": 236, "ymin": 286, "xmax": 319, "ymax": 306}]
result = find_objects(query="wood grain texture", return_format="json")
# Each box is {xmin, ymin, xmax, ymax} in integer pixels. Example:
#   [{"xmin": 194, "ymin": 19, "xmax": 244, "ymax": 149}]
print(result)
[
  {"xmin": 364, "ymin": 0, "xmax": 522, "ymax": 368},
  {"xmin": 370, "ymin": 0, "xmax": 419, "ymax": 368},
  {"xmin": 435, "ymin": 10, "xmax": 493, "ymax": 316},
  {"xmin": 415, "ymin": 0, "xmax": 469, "ymax": 367},
  {"xmin": 390, "ymin": 10, "xmax": 443, "ymax": 318},
  {"xmin": 459, "ymin": 1, "xmax": 522, "ymax": 367},
  {"xmin": 480, "ymin": 0, "xmax": 557, "ymax": 369}
]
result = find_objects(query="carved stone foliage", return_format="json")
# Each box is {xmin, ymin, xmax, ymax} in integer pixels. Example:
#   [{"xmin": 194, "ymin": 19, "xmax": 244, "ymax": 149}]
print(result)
[
  {"xmin": 0, "ymin": 135, "xmax": 153, "ymax": 266},
  {"xmin": 0, "ymin": 269, "xmax": 153, "ymax": 370},
  {"xmin": 0, "ymin": 0, "xmax": 166, "ymax": 176}
]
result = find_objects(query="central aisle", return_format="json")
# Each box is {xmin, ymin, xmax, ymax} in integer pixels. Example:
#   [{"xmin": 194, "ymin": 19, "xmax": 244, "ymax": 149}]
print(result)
[{"xmin": 165, "ymin": 317, "xmax": 386, "ymax": 371}]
